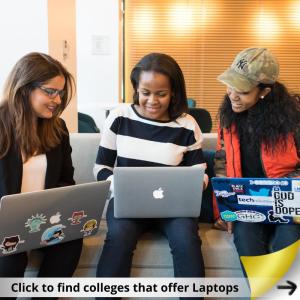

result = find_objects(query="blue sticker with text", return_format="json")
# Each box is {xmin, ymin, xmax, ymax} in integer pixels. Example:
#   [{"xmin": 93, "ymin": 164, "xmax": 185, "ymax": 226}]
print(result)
[{"xmin": 221, "ymin": 210, "xmax": 237, "ymax": 222}]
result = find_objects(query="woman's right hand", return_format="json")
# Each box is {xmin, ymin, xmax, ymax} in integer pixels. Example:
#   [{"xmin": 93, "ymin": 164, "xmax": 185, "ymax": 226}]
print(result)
[{"xmin": 213, "ymin": 217, "xmax": 233, "ymax": 234}]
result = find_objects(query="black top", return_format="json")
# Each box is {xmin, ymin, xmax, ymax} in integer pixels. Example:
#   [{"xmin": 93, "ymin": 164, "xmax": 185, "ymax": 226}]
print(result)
[
  {"xmin": 238, "ymin": 122, "xmax": 265, "ymax": 178},
  {"xmin": 0, "ymin": 119, "xmax": 75, "ymax": 198}
]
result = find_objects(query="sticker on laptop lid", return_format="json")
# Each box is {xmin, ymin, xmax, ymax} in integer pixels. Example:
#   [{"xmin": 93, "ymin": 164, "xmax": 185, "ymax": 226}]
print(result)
[
  {"xmin": 249, "ymin": 188, "xmax": 270, "ymax": 196},
  {"xmin": 272, "ymin": 188, "xmax": 300, "ymax": 217},
  {"xmin": 25, "ymin": 213, "xmax": 47, "ymax": 233},
  {"xmin": 235, "ymin": 210, "xmax": 266, "ymax": 222},
  {"xmin": 49, "ymin": 212, "xmax": 62, "ymax": 224},
  {"xmin": 231, "ymin": 184, "xmax": 244, "ymax": 193},
  {"xmin": 40, "ymin": 224, "xmax": 66, "ymax": 246},
  {"xmin": 220, "ymin": 210, "xmax": 237, "ymax": 222},
  {"xmin": 292, "ymin": 180, "xmax": 300, "ymax": 192},
  {"xmin": 81, "ymin": 219, "xmax": 97, "ymax": 237},
  {"xmin": 68, "ymin": 210, "xmax": 87, "ymax": 225},
  {"xmin": 267, "ymin": 210, "xmax": 289, "ymax": 224},
  {"xmin": 249, "ymin": 179, "xmax": 288, "ymax": 186},
  {"xmin": 0, "ymin": 235, "xmax": 25, "ymax": 255},
  {"xmin": 214, "ymin": 190, "xmax": 236, "ymax": 197},
  {"xmin": 237, "ymin": 195, "xmax": 273, "ymax": 206}
]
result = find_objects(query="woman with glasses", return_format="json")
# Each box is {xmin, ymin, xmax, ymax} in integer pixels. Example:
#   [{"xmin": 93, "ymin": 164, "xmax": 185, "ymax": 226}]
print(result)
[{"xmin": 0, "ymin": 53, "xmax": 82, "ymax": 291}]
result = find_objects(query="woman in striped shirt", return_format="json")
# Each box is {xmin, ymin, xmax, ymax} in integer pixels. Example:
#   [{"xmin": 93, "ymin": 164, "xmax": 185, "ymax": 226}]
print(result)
[{"xmin": 94, "ymin": 53, "xmax": 207, "ymax": 299}]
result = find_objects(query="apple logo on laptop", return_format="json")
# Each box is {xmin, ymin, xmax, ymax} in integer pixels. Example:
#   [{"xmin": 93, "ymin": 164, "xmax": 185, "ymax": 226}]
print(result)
[{"xmin": 153, "ymin": 187, "xmax": 164, "ymax": 199}]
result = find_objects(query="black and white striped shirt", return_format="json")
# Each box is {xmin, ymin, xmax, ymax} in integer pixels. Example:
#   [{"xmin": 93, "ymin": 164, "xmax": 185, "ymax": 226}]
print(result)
[{"xmin": 93, "ymin": 104, "xmax": 207, "ymax": 190}]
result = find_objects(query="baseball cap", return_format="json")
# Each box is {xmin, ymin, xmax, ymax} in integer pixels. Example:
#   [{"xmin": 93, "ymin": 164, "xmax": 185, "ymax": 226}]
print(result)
[{"xmin": 217, "ymin": 48, "xmax": 279, "ymax": 92}]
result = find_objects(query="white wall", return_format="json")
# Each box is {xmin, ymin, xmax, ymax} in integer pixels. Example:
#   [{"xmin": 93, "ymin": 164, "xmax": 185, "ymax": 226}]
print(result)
[
  {"xmin": 76, "ymin": 0, "xmax": 120, "ymax": 131},
  {"xmin": 0, "ymin": 0, "xmax": 48, "ymax": 92},
  {"xmin": 0, "ymin": 0, "xmax": 120, "ymax": 132},
  {"xmin": 48, "ymin": 0, "xmax": 78, "ymax": 132}
]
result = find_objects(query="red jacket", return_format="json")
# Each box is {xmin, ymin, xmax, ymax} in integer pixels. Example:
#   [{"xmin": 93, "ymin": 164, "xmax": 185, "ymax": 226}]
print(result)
[{"xmin": 213, "ymin": 124, "xmax": 300, "ymax": 219}]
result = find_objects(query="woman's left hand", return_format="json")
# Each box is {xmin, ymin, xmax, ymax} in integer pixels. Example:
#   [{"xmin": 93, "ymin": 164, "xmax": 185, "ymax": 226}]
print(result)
[{"xmin": 202, "ymin": 174, "xmax": 209, "ymax": 190}]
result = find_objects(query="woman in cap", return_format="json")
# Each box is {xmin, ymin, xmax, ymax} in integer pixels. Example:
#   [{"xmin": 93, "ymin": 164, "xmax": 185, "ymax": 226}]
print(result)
[{"xmin": 214, "ymin": 48, "xmax": 300, "ymax": 262}]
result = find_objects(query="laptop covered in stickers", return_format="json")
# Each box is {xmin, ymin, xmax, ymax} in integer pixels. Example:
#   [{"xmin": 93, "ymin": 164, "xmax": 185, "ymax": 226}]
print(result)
[
  {"xmin": 0, "ymin": 181, "xmax": 110, "ymax": 256},
  {"xmin": 211, "ymin": 177, "xmax": 300, "ymax": 225}
]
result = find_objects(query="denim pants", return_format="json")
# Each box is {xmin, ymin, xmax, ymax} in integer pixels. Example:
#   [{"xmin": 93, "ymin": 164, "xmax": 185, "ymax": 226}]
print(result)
[
  {"xmin": 97, "ymin": 199, "xmax": 205, "ymax": 300},
  {"xmin": 0, "ymin": 238, "xmax": 83, "ymax": 300},
  {"xmin": 233, "ymin": 222, "xmax": 300, "ymax": 256},
  {"xmin": 233, "ymin": 222, "xmax": 300, "ymax": 277}
]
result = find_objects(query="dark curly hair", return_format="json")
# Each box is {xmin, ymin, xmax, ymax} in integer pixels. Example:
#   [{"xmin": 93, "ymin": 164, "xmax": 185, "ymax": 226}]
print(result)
[
  {"xmin": 130, "ymin": 53, "xmax": 188, "ymax": 120},
  {"xmin": 218, "ymin": 82, "xmax": 300, "ymax": 153}
]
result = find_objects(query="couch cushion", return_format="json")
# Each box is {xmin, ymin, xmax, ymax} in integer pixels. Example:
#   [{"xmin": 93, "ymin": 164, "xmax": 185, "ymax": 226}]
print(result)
[
  {"xmin": 70, "ymin": 133, "xmax": 101, "ymax": 184},
  {"xmin": 26, "ymin": 222, "xmax": 242, "ymax": 277},
  {"xmin": 62, "ymin": 221, "xmax": 241, "ymax": 276},
  {"xmin": 201, "ymin": 133, "xmax": 217, "ymax": 151}
]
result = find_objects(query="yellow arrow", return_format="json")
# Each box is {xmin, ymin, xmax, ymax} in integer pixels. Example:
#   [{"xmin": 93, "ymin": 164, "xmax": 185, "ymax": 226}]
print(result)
[{"xmin": 240, "ymin": 240, "xmax": 300, "ymax": 299}]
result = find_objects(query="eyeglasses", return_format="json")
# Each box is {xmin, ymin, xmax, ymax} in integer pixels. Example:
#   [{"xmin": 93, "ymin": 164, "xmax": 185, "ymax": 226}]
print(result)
[{"xmin": 36, "ymin": 85, "xmax": 65, "ymax": 99}]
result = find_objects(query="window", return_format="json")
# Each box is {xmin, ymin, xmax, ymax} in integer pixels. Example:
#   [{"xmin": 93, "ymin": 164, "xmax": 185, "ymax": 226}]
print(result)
[{"xmin": 124, "ymin": 0, "xmax": 300, "ymax": 131}]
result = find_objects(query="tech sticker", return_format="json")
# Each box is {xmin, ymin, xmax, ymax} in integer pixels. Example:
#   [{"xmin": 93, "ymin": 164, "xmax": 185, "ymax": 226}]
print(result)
[
  {"xmin": 40, "ymin": 224, "xmax": 66, "ymax": 246},
  {"xmin": 25, "ymin": 213, "xmax": 47, "ymax": 233},
  {"xmin": 0, "ymin": 235, "xmax": 25, "ymax": 255}
]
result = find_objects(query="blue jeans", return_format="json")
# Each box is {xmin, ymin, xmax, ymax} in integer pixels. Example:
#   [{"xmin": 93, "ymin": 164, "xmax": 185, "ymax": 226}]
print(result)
[
  {"xmin": 0, "ymin": 238, "xmax": 82, "ymax": 300},
  {"xmin": 97, "ymin": 199, "xmax": 205, "ymax": 299},
  {"xmin": 233, "ymin": 222, "xmax": 300, "ymax": 256},
  {"xmin": 233, "ymin": 222, "xmax": 300, "ymax": 277}
]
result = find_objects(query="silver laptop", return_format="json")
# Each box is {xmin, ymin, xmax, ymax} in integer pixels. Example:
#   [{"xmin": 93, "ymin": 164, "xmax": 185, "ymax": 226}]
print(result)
[
  {"xmin": 0, "ymin": 181, "xmax": 110, "ymax": 257},
  {"xmin": 114, "ymin": 166, "xmax": 205, "ymax": 218}
]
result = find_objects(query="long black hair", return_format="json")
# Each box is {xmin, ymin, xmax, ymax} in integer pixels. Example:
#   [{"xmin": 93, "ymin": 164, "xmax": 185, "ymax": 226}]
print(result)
[
  {"xmin": 130, "ymin": 53, "xmax": 188, "ymax": 120},
  {"xmin": 218, "ymin": 82, "xmax": 300, "ymax": 152}
]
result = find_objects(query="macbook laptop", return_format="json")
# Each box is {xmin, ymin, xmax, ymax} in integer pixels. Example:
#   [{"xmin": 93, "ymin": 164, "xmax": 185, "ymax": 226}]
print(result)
[
  {"xmin": 114, "ymin": 166, "xmax": 205, "ymax": 218},
  {"xmin": 0, "ymin": 181, "xmax": 110, "ymax": 257},
  {"xmin": 211, "ymin": 177, "xmax": 300, "ymax": 224}
]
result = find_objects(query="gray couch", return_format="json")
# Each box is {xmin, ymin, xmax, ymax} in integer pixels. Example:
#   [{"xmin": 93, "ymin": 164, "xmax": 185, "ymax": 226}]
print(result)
[{"xmin": 27, "ymin": 133, "xmax": 243, "ymax": 298}]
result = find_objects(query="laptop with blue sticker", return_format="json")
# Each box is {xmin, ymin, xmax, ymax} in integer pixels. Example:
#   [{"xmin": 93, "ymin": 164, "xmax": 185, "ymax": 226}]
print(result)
[
  {"xmin": 211, "ymin": 177, "xmax": 300, "ymax": 224},
  {"xmin": 0, "ymin": 181, "xmax": 110, "ymax": 256}
]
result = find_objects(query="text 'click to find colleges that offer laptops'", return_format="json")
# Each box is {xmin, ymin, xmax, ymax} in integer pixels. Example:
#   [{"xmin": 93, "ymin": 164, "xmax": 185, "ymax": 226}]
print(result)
[
  {"xmin": 0, "ymin": 181, "xmax": 110, "ymax": 257},
  {"xmin": 113, "ymin": 166, "xmax": 205, "ymax": 218},
  {"xmin": 211, "ymin": 177, "xmax": 300, "ymax": 224}
]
